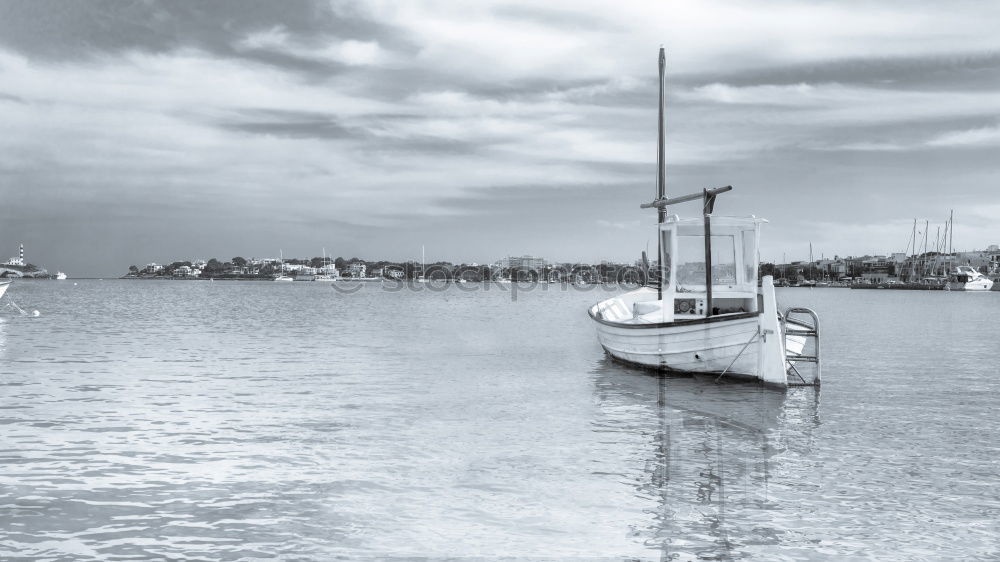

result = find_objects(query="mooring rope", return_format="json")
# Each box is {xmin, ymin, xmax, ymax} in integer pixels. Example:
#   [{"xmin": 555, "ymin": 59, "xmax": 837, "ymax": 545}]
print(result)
[{"xmin": 714, "ymin": 328, "xmax": 759, "ymax": 383}]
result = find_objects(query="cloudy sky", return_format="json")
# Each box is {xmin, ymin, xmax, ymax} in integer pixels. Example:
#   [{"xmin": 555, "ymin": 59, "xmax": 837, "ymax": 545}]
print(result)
[{"xmin": 1, "ymin": 0, "xmax": 998, "ymax": 275}]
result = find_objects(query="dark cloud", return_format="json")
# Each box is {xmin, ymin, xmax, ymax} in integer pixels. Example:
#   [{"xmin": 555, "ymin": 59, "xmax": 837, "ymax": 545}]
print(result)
[
  {"xmin": 0, "ymin": 0, "xmax": 411, "ymax": 76},
  {"xmin": 678, "ymin": 51, "xmax": 1000, "ymax": 92},
  {"xmin": 491, "ymin": 5, "xmax": 617, "ymax": 31},
  {"xmin": 0, "ymin": 91, "xmax": 27, "ymax": 103},
  {"xmin": 432, "ymin": 182, "xmax": 645, "ymax": 216},
  {"xmin": 219, "ymin": 110, "xmax": 361, "ymax": 140},
  {"xmin": 217, "ymin": 108, "xmax": 487, "ymax": 154},
  {"xmin": 803, "ymin": 113, "xmax": 1000, "ymax": 150}
]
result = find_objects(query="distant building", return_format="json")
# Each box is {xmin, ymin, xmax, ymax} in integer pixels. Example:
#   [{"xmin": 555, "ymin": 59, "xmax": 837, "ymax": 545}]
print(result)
[
  {"xmin": 347, "ymin": 263, "xmax": 367, "ymax": 278},
  {"xmin": 955, "ymin": 251, "xmax": 993, "ymax": 273},
  {"xmin": 143, "ymin": 263, "xmax": 164, "ymax": 274},
  {"xmin": 494, "ymin": 255, "xmax": 546, "ymax": 271},
  {"xmin": 862, "ymin": 271, "xmax": 896, "ymax": 283},
  {"xmin": 816, "ymin": 258, "xmax": 846, "ymax": 279}
]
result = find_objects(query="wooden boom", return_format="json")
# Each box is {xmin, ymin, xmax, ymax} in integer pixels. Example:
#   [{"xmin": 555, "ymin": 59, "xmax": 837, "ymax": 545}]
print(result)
[{"xmin": 640, "ymin": 185, "xmax": 732, "ymax": 210}]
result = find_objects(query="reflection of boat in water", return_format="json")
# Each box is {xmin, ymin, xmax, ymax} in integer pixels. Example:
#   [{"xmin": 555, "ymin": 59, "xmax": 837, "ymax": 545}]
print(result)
[
  {"xmin": 588, "ymin": 49, "xmax": 818, "ymax": 388},
  {"xmin": 591, "ymin": 358, "xmax": 820, "ymax": 559},
  {"xmin": 946, "ymin": 266, "xmax": 993, "ymax": 291}
]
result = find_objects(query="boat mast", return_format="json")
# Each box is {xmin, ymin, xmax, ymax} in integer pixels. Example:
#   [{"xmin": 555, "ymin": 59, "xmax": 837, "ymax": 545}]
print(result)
[
  {"xmin": 949, "ymin": 209, "xmax": 954, "ymax": 255},
  {"xmin": 809, "ymin": 242, "xmax": 814, "ymax": 281},
  {"xmin": 922, "ymin": 219, "xmax": 929, "ymax": 276},
  {"xmin": 656, "ymin": 47, "xmax": 666, "ymax": 299}
]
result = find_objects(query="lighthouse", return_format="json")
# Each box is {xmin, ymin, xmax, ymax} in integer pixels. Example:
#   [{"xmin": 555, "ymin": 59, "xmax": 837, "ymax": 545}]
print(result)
[{"xmin": 5, "ymin": 243, "xmax": 24, "ymax": 267}]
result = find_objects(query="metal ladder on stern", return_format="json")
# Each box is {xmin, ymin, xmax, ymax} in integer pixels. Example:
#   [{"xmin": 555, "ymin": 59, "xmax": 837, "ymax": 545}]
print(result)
[{"xmin": 782, "ymin": 307, "xmax": 821, "ymax": 386}]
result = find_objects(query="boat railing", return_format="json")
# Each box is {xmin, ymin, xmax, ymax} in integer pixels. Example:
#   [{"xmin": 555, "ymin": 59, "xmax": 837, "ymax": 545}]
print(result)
[{"xmin": 782, "ymin": 307, "xmax": 821, "ymax": 386}]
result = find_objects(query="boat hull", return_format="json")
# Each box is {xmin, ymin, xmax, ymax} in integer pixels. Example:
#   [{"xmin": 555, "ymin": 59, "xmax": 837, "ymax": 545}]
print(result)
[
  {"xmin": 589, "ymin": 280, "xmax": 808, "ymax": 386},
  {"xmin": 0, "ymin": 280, "xmax": 9, "ymax": 299},
  {"xmin": 594, "ymin": 313, "xmax": 763, "ymax": 377},
  {"xmin": 947, "ymin": 279, "xmax": 993, "ymax": 291}
]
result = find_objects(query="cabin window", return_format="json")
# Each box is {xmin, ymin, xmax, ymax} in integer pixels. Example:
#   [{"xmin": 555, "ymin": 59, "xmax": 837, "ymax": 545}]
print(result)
[
  {"xmin": 676, "ymin": 235, "xmax": 706, "ymax": 290},
  {"xmin": 659, "ymin": 229, "xmax": 672, "ymax": 288},
  {"xmin": 711, "ymin": 235, "xmax": 737, "ymax": 286},
  {"xmin": 742, "ymin": 230, "xmax": 757, "ymax": 286},
  {"xmin": 675, "ymin": 233, "xmax": 738, "ymax": 289}
]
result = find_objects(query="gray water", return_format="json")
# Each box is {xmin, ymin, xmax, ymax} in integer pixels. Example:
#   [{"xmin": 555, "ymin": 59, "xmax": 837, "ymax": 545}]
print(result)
[{"xmin": 1, "ymin": 280, "xmax": 997, "ymax": 560}]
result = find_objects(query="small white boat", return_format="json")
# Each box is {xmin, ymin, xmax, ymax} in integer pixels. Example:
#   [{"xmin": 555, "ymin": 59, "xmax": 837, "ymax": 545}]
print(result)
[
  {"xmin": 0, "ymin": 280, "xmax": 10, "ymax": 299},
  {"xmin": 313, "ymin": 248, "xmax": 338, "ymax": 281},
  {"xmin": 588, "ymin": 48, "xmax": 818, "ymax": 388},
  {"xmin": 415, "ymin": 245, "xmax": 430, "ymax": 282},
  {"xmin": 54, "ymin": 271, "xmax": 67, "ymax": 280},
  {"xmin": 274, "ymin": 249, "xmax": 294, "ymax": 282},
  {"xmin": 946, "ymin": 265, "xmax": 993, "ymax": 291}
]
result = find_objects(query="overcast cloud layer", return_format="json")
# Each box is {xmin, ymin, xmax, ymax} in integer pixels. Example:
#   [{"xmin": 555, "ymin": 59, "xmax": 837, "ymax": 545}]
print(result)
[{"xmin": 1, "ymin": 0, "xmax": 999, "ymax": 275}]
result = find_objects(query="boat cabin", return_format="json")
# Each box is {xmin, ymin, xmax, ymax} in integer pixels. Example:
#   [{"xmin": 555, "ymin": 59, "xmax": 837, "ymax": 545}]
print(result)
[
  {"xmin": 642, "ymin": 214, "xmax": 765, "ymax": 323},
  {"xmin": 592, "ymin": 187, "xmax": 768, "ymax": 327},
  {"xmin": 949, "ymin": 265, "xmax": 981, "ymax": 283}
]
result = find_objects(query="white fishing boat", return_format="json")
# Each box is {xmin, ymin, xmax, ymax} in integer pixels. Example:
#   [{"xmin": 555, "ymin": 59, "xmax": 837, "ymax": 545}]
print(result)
[
  {"xmin": 588, "ymin": 48, "xmax": 819, "ymax": 388},
  {"xmin": 54, "ymin": 271, "xmax": 67, "ymax": 280},
  {"xmin": 946, "ymin": 265, "xmax": 993, "ymax": 291}
]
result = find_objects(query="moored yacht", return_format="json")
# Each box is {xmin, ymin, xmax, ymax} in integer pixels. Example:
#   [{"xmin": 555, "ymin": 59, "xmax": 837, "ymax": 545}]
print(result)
[
  {"xmin": 54, "ymin": 271, "xmax": 67, "ymax": 280},
  {"xmin": 946, "ymin": 265, "xmax": 993, "ymax": 291},
  {"xmin": 273, "ymin": 250, "xmax": 294, "ymax": 282}
]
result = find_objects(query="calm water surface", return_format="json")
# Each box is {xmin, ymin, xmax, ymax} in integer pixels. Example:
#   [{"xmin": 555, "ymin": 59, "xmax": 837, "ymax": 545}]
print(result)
[{"xmin": 1, "ymin": 280, "xmax": 998, "ymax": 560}]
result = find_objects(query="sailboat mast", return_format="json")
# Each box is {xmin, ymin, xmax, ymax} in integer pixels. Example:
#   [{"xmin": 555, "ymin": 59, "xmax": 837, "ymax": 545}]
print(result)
[
  {"xmin": 656, "ymin": 47, "xmax": 666, "ymax": 221},
  {"xmin": 656, "ymin": 47, "xmax": 666, "ymax": 298},
  {"xmin": 949, "ymin": 209, "xmax": 954, "ymax": 255},
  {"xmin": 922, "ymin": 220, "xmax": 929, "ymax": 276},
  {"xmin": 809, "ymin": 242, "xmax": 814, "ymax": 280}
]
